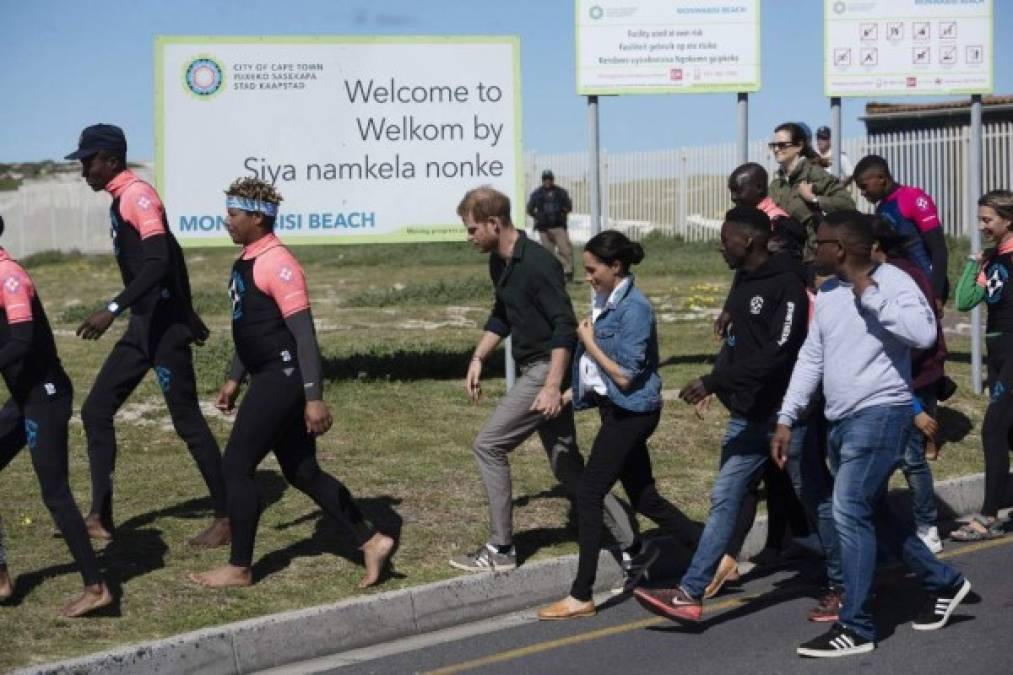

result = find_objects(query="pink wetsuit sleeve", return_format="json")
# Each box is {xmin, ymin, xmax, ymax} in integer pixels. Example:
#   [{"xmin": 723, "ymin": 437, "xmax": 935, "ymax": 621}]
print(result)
[
  {"xmin": 252, "ymin": 248, "xmax": 310, "ymax": 317},
  {"xmin": 898, "ymin": 188, "xmax": 941, "ymax": 234},
  {"xmin": 119, "ymin": 183, "xmax": 167, "ymax": 239},
  {"xmin": 0, "ymin": 264, "xmax": 35, "ymax": 324}
]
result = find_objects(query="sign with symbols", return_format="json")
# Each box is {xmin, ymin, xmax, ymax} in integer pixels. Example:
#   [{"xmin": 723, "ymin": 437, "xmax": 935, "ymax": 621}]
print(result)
[
  {"xmin": 576, "ymin": 0, "xmax": 760, "ymax": 95},
  {"xmin": 824, "ymin": 0, "xmax": 992, "ymax": 96}
]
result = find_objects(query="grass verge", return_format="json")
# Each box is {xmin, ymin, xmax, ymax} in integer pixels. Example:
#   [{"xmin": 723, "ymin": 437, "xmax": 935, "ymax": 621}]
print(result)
[{"xmin": 0, "ymin": 234, "xmax": 989, "ymax": 670}]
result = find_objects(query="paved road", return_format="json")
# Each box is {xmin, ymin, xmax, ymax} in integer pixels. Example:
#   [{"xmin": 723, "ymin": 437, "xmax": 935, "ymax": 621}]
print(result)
[{"xmin": 262, "ymin": 537, "xmax": 1013, "ymax": 675}]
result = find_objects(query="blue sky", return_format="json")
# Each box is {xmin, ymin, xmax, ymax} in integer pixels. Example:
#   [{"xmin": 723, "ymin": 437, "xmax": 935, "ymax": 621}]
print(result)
[{"xmin": 1, "ymin": 0, "xmax": 1010, "ymax": 162}]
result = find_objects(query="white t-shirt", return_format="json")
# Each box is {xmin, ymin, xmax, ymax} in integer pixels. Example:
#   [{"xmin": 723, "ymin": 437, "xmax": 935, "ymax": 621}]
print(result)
[
  {"xmin": 579, "ymin": 277, "xmax": 631, "ymax": 396},
  {"xmin": 820, "ymin": 149, "xmax": 854, "ymax": 179}
]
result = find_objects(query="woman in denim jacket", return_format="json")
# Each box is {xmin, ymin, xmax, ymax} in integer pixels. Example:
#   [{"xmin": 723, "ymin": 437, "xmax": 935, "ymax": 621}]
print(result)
[{"xmin": 538, "ymin": 231, "xmax": 698, "ymax": 620}]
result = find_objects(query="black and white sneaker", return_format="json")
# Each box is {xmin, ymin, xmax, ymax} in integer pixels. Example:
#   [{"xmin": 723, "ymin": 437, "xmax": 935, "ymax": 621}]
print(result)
[
  {"xmin": 797, "ymin": 623, "xmax": 875, "ymax": 658},
  {"xmin": 611, "ymin": 543, "xmax": 660, "ymax": 594},
  {"xmin": 449, "ymin": 543, "xmax": 517, "ymax": 572},
  {"xmin": 912, "ymin": 578, "xmax": 971, "ymax": 631}
]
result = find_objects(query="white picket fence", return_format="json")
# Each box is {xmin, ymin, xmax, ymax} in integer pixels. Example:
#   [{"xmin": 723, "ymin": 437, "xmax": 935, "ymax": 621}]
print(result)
[
  {"xmin": 524, "ymin": 120, "xmax": 1013, "ymax": 241},
  {"xmin": 0, "ymin": 166, "xmax": 155, "ymax": 258},
  {"xmin": 0, "ymin": 124, "xmax": 1010, "ymax": 257}
]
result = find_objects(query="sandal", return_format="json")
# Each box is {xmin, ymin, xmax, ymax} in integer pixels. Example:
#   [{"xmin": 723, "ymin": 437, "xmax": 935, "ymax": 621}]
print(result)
[{"xmin": 950, "ymin": 515, "xmax": 1005, "ymax": 542}]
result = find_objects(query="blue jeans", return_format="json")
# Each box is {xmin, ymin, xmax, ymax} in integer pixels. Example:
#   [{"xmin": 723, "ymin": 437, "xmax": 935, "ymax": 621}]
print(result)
[
  {"xmin": 902, "ymin": 392, "xmax": 938, "ymax": 530},
  {"xmin": 828, "ymin": 405, "xmax": 963, "ymax": 641},
  {"xmin": 681, "ymin": 417, "xmax": 771, "ymax": 599},
  {"xmin": 786, "ymin": 413, "xmax": 843, "ymax": 588}
]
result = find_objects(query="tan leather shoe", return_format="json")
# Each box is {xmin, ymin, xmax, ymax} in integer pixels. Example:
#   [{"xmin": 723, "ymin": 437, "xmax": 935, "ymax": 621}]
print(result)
[
  {"xmin": 704, "ymin": 554, "xmax": 740, "ymax": 599},
  {"xmin": 537, "ymin": 596, "xmax": 596, "ymax": 620}
]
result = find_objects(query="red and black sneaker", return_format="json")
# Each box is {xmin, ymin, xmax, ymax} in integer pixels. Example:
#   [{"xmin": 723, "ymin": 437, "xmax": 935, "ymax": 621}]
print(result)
[
  {"xmin": 808, "ymin": 587, "xmax": 844, "ymax": 623},
  {"xmin": 633, "ymin": 585, "xmax": 703, "ymax": 622}
]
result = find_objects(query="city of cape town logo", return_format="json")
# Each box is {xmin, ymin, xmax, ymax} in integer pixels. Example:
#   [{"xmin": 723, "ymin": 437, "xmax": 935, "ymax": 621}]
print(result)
[{"xmin": 184, "ymin": 56, "xmax": 225, "ymax": 98}]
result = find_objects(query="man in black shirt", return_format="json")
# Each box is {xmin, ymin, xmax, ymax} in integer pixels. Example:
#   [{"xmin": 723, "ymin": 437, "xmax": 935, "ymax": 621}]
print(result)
[
  {"xmin": 450, "ymin": 186, "xmax": 635, "ymax": 573},
  {"xmin": 527, "ymin": 170, "xmax": 575, "ymax": 282}
]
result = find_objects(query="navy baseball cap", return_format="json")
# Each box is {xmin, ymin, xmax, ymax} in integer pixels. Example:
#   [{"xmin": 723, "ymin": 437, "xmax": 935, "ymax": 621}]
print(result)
[
  {"xmin": 541, "ymin": 170, "xmax": 554, "ymax": 179},
  {"xmin": 816, "ymin": 125, "xmax": 831, "ymax": 139},
  {"xmin": 64, "ymin": 124, "xmax": 127, "ymax": 160}
]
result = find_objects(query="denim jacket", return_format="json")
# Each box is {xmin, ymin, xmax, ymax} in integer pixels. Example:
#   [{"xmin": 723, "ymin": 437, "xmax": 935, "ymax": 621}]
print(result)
[{"xmin": 572, "ymin": 276, "xmax": 662, "ymax": 412}]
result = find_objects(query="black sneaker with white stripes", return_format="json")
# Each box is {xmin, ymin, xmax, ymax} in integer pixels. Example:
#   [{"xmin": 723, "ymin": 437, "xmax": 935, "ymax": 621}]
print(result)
[
  {"xmin": 912, "ymin": 578, "xmax": 971, "ymax": 631},
  {"xmin": 797, "ymin": 623, "xmax": 874, "ymax": 658}
]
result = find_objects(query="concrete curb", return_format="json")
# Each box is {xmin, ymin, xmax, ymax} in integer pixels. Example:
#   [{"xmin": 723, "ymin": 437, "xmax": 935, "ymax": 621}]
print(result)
[{"xmin": 17, "ymin": 471, "xmax": 1003, "ymax": 675}]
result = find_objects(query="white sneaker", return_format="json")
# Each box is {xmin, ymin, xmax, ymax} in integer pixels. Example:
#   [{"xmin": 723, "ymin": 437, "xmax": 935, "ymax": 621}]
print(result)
[{"xmin": 917, "ymin": 526, "xmax": 943, "ymax": 554}]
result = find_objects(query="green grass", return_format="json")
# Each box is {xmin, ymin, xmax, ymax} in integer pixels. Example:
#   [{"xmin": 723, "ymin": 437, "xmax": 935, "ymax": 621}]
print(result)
[
  {"xmin": 345, "ymin": 277, "xmax": 490, "ymax": 308},
  {"xmin": 0, "ymin": 235, "xmax": 990, "ymax": 670}
]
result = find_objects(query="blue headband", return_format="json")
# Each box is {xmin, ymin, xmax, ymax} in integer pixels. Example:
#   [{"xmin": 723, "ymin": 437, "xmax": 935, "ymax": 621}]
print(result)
[{"xmin": 226, "ymin": 195, "xmax": 279, "ymax": 217}]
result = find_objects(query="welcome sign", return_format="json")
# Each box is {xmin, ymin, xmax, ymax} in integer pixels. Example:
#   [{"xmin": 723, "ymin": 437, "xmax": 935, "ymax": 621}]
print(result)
[{"xmin": 156, "ymin": 36, "xmax": 522, "ymax": 245}]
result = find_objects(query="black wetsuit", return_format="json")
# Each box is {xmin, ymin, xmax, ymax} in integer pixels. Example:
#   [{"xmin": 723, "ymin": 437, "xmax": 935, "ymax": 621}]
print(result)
[
  {"xmin": 82, "ymin": 171, "xmax": 226, "ymax": 526},
  {"xmin": 225, "ymin": 235, "xmax": 375, "ymax": 567},
  {"xmin": 0, "ymin": 251, "xmax": 101, "ymax": 585},
  {"xmin": 980, "ymin": 247, "xmax": 1013, "ymax": 516}
]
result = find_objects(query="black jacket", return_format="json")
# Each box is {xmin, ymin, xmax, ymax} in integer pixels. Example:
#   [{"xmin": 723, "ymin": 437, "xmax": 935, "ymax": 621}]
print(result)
[
  {"xmin": 526, "ymin": 186, "xmax": 572, "ymax": 230},
  {"xmin": 702, "ymin": 254, "xmax": 809, "ymax": 421}
]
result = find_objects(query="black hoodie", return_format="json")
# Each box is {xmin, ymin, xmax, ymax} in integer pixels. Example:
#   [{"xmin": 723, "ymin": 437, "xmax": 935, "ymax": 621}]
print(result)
[{"xmin": 701, "ymin": 253, "xmax": 809, "ymax": 421}]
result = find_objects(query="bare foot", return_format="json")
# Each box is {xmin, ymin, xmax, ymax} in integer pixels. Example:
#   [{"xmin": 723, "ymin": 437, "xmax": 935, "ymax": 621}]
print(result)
[
  {"xmin": 358, "ymin": 533, "xmax": 395, "ymax": 588},
  {"xmin": 84, "ymin": 514, "xmax": 113, "ymax": 541},
  {"xmin": 0, "ymin": 564, "xmax": 12, "ymax": 601},
  {"xmin": 188, "ymin": 565, "xmax": 253, "ymax": 589},
  {"xmin": 59, "ymin": 582, "xmax": 113, "ymax": 618},
  {"xmin": 188, "ymin": 517, "xmax": 231, "ymax": 548}
]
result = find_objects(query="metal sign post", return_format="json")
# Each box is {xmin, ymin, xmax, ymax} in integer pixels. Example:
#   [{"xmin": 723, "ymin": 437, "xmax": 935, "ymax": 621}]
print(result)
[
  {"xmin": 830, "ymin": 96, "xmax": 842, "ymax": 178},
  {"xmin": 737, "ymin": 93, "xmax": 749, "ymax": 165},
  {"xmin": 588, "ymin": 94, "xmax": 602, "ymax": 236},
  {"xmin": 970, "ymin": 94, "xmax": 984, "ymax": 394}
]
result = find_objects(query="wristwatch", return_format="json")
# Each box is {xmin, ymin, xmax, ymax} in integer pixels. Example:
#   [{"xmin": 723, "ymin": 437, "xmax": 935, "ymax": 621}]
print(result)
[{"xmin": 107, "ymin": 301, "xmax": 121, "ymax": 315}]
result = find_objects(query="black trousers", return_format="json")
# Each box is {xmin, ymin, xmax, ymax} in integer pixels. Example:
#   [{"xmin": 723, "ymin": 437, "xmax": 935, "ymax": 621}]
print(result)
[
  {"xmin": 0, "ymin": 396, "xmax": 102, "ymax": 585},
  {"xmin": 224, "ymin": 367, "xmax": 375, "ymax": 567},
  {"xmin": 726, "ymin": 460, "xmax": 810, "ymax": 557},
  {"xmin": 82, "ymin": 318, "xmax": 227, "ymax": 523},
  {"xmin": 571, "ymin": 402, "xmax": 699, "ymax": 602},
  {"xmin": 982, "ymin": 334, "xmax": 1013, "ymax": 517}
]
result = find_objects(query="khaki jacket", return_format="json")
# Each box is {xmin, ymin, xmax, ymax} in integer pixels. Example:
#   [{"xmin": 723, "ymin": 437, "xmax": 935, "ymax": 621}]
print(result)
[{"xmin": 769, "ymin": 157, "xmax": 855, "ymax": 231}]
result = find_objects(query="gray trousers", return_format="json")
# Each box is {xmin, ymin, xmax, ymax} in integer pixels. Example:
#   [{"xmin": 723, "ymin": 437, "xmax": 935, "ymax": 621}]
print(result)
[
  {"xmin": 537, "ymin": 228, "xmax": 574, "ymax": 276},
  {"xmin": 473, "ymin": 359, "xmax": 636, "ymax": 549}
]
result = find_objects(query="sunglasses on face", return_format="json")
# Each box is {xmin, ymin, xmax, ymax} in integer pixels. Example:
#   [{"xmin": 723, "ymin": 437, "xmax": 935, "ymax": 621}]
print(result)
[{"xmin": 768, "ymin": 141, "xmax": 798, "ymax": 151}]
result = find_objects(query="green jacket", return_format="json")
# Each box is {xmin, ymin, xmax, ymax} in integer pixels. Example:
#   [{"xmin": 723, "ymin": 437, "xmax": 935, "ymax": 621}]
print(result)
[
  {"xmin": 955, "ymin": 258, "xmax": 986, "ymax": 312},
  {"xmin": 768, "ymin": 157, "xmax": 856, "ymax": 230}
]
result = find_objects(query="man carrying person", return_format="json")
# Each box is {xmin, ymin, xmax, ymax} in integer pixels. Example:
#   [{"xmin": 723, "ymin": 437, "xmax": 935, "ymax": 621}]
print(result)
[
  {"xmin": 633, "ymin": 205, "xmax": 809, "ymax": 621},
  {"xmin": 527, "ymin": 170, "xmax": 575, "ymax": 282},
  {"xmin": 854, "ymin": 154, "xmax": 949, "ymax": 305},
  {"xmin": 66, "ymin": 124, "xmax": 229, "ymax": 547},
  {"xmin": 452, "ymin": 186, "xmax": 645, "ymax": 580},
  {"xmin": 728, "ymin": 162, "xmax": 788, "ymax": 221},
  {"xmin": 773, "ymin": 211, "xmax": 969, "ymax": 657}
]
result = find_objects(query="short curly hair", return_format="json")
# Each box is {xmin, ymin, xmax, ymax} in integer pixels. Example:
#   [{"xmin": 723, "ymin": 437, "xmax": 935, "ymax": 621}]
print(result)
[{"xmin": 224, "ymin": 177, "xmax": 284, "ymax": 205}]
